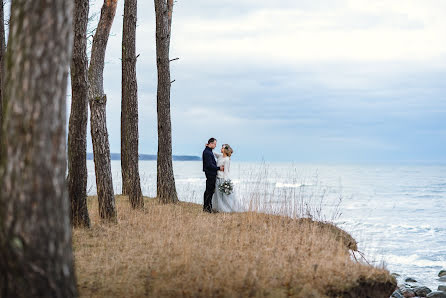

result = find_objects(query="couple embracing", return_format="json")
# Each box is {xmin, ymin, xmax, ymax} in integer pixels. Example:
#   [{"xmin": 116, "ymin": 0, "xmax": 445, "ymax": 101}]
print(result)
[{"xmin": 202, "ymin": 138, "xmax": 243, "ymax": 213}]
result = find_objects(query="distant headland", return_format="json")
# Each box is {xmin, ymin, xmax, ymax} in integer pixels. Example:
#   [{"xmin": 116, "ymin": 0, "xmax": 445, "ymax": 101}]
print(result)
[{"xmin": 86, "ymin": 153, "xmax": 201, "ymax": 161}]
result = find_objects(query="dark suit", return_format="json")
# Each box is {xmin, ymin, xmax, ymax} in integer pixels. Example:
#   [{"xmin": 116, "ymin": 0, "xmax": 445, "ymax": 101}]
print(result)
[{"xmin": 202, "ymin": 146, "xmax": 219, "ymax": 212}]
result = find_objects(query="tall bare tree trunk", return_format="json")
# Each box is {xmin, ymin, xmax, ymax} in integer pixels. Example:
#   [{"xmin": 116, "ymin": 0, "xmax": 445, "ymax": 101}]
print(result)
[
  {"xmin": 154, "ymin": 0, "xmax": 178, "ymax": 204},
  {"xmin": 0, "ymin": 0, "xmax": 5, "ymax": 142},
  {"xmin": 0, "ymin": 0, "xmax": 77, "ymax": 296},
  {"xmin": 121, "ymin": 124, "xmax": 129, "ymax": 195},
  {"xmin": 88, "ymin": 0, "xmax": 118, "ymax": 221},
  {"xmin": 122, "ymin": 0, "xmax": 143, "ymax": 208},
  {"xmin": 68, "ymin": 0, "xmax": 91, "ymax": 228}
]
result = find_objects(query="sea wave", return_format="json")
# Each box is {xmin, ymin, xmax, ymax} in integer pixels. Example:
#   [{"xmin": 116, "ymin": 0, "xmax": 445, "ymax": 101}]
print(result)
[
  {"xmin": 383, "ymin": 254, "xmax": 446, "ymax": 268},
  {"xmin": 339, "ymin": 221, "xmax": 445, "ymax": 235},
  {"xmin": 275, "ymin": 182, "xmax": 303, "ymax": 188}
]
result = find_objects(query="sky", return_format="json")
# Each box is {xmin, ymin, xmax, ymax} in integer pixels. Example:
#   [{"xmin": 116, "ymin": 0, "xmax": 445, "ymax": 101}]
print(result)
[{"xmin": 69, "ymin": 0, "xmax": 446, "ymax": 162}]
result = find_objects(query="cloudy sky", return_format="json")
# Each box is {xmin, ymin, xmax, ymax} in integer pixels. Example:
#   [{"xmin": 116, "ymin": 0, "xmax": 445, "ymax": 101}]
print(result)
[{"xmin": 72, "ymin": 0, "xmax": 446, "ymax": 162}]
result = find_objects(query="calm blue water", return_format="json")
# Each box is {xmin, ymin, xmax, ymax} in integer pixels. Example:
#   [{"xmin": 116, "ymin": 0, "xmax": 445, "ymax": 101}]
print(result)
[{"xmin": 87, "ymin": 160, "xmax": 446, "ymax": 289}]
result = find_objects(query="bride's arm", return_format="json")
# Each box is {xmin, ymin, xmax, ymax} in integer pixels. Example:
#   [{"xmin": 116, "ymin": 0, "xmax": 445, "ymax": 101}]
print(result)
[
  {"xmin": 223, "ymin": 159, "xmax": 230, "ymax": 180},
  {"xmin": 214, "ymin": 152, "xmax": 223, "ymax": 158}
]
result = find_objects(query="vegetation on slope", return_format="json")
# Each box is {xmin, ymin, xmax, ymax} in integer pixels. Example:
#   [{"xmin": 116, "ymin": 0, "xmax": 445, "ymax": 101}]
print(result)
[{"xmin": 73, "ymin": 196, "xmax": 396, "ymax": 297}]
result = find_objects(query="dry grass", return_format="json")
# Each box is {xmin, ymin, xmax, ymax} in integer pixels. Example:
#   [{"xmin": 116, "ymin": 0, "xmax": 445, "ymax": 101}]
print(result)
[{"xmin": 73, "ymin": 196, "xmax": 395, "ymax": 297}]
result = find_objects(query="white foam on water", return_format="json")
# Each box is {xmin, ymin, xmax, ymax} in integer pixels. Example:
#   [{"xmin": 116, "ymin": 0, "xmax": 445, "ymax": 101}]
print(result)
[
  {"xmin": 275, "ymin": 182, "xmax": 303, "ymax": 188},
  {"xmin": 383, "ymin": 254, "xmax": 446, "ymax": 268}
]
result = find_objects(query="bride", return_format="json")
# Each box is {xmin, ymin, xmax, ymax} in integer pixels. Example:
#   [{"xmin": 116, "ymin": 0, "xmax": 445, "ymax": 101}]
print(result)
[{"xmin": 212, "ymin": 144, "xmax": 244, "ymax": 212}]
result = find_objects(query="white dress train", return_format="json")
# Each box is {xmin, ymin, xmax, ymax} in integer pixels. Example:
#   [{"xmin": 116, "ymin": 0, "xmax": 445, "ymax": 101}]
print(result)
[{"xmin": 211, "ymin": 152, "xmax": 244, "ymax": 212}]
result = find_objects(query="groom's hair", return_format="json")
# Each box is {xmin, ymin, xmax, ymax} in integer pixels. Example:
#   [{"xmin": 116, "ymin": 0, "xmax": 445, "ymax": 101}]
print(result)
[{"xmin": 207, "ymin": 138, "xmax": 216, "ymax": 144}]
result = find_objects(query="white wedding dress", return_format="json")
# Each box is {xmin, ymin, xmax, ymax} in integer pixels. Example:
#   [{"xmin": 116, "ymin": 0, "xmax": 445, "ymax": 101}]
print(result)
[{"xmin": 211, "ymin": 152, "xmax": 244, "ymax": 212}]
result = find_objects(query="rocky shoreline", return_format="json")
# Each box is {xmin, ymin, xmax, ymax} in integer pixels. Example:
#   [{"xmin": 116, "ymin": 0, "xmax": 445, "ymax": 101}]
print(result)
[{"xmin": 391, "ymin": 270, "xmax": 446, "ymax": 298}]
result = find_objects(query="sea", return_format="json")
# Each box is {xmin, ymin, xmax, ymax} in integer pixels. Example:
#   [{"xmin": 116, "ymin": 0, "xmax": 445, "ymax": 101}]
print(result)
[{"xmin": 87, "ymin": 160, "xmax": 446, "ymax": 289}]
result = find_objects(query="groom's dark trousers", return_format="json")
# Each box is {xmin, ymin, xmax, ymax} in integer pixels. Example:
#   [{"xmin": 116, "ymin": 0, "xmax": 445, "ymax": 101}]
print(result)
[
  {"xmin": 204, "ymin": 174, "xmax": 217, "ymax": 212},
  {"xmin": 202, "ymin": 146, "xmax": 219, "ymax": 212}
]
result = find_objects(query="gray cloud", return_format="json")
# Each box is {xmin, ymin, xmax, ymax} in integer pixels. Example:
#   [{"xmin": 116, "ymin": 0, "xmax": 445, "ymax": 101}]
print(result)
[{"xmin": 70, "ymin": 0, "xmax": 446, "ymax": 162}]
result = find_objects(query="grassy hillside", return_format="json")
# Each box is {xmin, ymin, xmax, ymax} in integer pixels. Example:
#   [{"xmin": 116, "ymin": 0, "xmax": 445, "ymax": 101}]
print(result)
[{"xmin": 73, "ymin": 196, "xmax": 396, "ymax": 297}]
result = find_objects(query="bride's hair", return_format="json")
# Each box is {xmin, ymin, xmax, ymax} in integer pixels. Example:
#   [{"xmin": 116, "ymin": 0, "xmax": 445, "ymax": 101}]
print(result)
[{"xmin": 222, "ymin": 144, "xmax": 234, "ymax": 157}]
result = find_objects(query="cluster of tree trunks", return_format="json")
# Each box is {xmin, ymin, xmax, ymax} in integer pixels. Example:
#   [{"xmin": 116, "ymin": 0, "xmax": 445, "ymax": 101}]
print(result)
[
  {"xmin": 0, "ymin": 0, "xmax": 183, "ymax": 295},
  {"xmin": 67, "ymin": 0, "xmax": 180, "ymax": 220},
  {"xmin": 0, "ymin": 0, "xmax": 77, "ymax": 296},
  {"xmin": 154, "ymin": 0, "xmax": 179, "ymax": 204},
  {"xmin": 0, "ymin": 0, "xmax": 180, "ymax": 295},
  {"xmin": 121, "ymin": 0, "xmax": 180, "ymax": 207},
  {"xmin": 122, "ymin": 0, "xmax": 143, "ymax": 208},
  {"xmin": 68, "ymin": 0, "xmax": 118, "ymax": 223}
]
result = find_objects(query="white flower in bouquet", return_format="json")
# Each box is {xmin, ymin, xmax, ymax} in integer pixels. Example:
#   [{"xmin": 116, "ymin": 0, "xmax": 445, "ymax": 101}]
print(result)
[{"xmin": 218, "ymin": 179, "xmax": 234, "ymax": 195}]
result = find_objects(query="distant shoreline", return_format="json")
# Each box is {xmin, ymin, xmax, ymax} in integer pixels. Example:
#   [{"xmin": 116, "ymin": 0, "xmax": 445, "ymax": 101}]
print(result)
[{"xmin": 86, "ymin": 153, "xmax": 201, "ymax": 161}]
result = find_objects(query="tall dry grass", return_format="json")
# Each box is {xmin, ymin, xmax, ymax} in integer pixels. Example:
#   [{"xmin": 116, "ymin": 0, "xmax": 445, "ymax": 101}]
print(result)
[
  {"xmin": 234, "ymin": 164, "xmax": 344, "ymax": 223},
  {"xmin": 73, "ymin": 196, "xmax": 395, "ymax": 297}
]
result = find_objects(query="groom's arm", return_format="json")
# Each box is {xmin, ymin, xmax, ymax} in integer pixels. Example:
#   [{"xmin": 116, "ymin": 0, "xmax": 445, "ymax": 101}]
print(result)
[{"xmin": 203, "ymin": 151, "xmax": 220, "ymax": 172}]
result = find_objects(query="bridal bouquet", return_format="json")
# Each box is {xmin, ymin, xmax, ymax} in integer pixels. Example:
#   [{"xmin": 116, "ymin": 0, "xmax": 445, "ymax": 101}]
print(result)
[{"xmin": 218, "ymin": 179, "xmax": 234, "ymax": 195}]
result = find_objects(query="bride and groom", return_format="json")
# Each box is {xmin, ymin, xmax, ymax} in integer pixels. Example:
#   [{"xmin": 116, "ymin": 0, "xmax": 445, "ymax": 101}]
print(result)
[{"xmin": 202, "ymin": 138, "xmax": 243, "ymax": 213}]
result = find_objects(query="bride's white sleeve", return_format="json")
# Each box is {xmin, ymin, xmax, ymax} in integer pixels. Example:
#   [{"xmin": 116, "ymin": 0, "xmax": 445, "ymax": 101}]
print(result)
[
  {"xmin": 214, "ymin": 152, "xmax": 223, "ymax": 158},
  {"xmin": 223, "ymin": 159, "xmax": 230, "ymax": 180}
]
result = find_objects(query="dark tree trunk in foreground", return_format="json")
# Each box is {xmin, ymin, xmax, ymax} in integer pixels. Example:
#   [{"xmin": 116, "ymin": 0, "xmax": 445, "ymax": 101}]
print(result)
[
  {"xmin": 154, "ymin": 0, "xmax": 178, "ymax": 204},
  {"xmin": 88, "ymin": 0, "xmax": 117, "ymax": 221},
  {"xmin": 68, "ymin": 0, "xmax": 91, "ymax": 228},
  {"xmin": 0, "ymin": 0, "xmax": 77, "ymax": 297},
  {"xmin": 0, "ymin": 0, "xmax": 5, "ymax": 142},
  {"xmin": 122, "ymin": 0, "xmax": 143, "ymax": 208}
]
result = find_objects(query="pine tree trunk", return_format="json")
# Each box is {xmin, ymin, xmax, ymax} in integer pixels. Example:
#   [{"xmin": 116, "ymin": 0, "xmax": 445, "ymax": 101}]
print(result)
[
  {"xmin": 88, "ymin": 0, "xmax": 118, "ymax": 221},
  {"xmin": 121, "ymin": 117, "xmax": 129, "ymax": 195},
  {"xmin": 120, "ymin": 133, "xmax": 129, "ymax": 195},
  {"xmin": 154, "ymin": 0, "xmax": 178, "ymax": 204},
  {"xmin": 68, "ymin": 0, "xmax": 91, "ymax": 228},
  {"xmin": 121, "ymin": 0, "xmax": 129, "ymax": 197},
  {"xmin": 122, "ymin": 0, "xmax": 143, "ymax": 208},
  {"xmin": 0, "ymin": 0, "xmax": 5, "ymax": 143},
  {"xmin": 0, "ymin": 0, "xmax": 77, "ymax": 296}
]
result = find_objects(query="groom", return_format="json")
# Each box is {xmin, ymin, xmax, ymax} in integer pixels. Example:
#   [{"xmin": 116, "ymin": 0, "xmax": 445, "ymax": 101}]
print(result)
[{"xmin": 202, "ymin": 138, "xmax": 224, "ymax": 213}]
